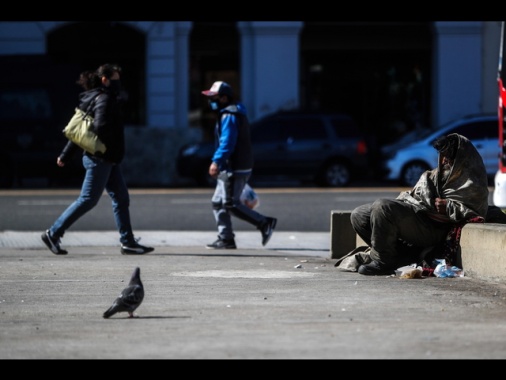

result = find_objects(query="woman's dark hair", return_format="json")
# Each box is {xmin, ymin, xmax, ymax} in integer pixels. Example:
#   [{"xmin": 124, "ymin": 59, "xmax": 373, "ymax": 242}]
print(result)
[
  {"xmin": 96, "ymin": 63, "xmax": 122, "ymax": 79},
  {"xmin": 76, "ymin": 70, "xmax": 100, "ymax": 90}
]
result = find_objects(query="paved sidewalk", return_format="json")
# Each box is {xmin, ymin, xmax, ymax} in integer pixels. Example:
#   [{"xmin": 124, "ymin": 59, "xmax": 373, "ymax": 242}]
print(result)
[
  {"xmin": 1, "ymin": 231, "xmax": 506, "ymax": 359},
  {"xmin": 0, "ymin": 230, "xmax": 330, "ymax": 256}
]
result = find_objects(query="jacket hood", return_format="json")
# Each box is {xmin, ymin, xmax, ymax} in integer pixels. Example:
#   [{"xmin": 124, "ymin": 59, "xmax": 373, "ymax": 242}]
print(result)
[{"xmin": 220, "ymin": 102, "xmax": 247, "ymax": 116}]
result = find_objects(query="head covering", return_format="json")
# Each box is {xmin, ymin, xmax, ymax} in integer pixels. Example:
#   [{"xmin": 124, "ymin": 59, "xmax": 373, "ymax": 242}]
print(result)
[
  {"xmin": 397, "ymin": 133, "xmax": 489, "ymax": 222},
  {"xmin": 432, "ymin": 134, "xmax": 458, "ymax": 160},
  {"xmin": 201, "ymin": 81, "xmax": 233, "ymax": 97}
]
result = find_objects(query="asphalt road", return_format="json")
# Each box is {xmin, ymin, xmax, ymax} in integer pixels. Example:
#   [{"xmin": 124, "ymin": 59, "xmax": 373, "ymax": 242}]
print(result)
[
  {"xmin": 0, "ymin": 186, "xmax": 496, "ymax": 233},
  {"xmin": 0, "ymin": 187, "xmax": 404, "ymax": 232}
]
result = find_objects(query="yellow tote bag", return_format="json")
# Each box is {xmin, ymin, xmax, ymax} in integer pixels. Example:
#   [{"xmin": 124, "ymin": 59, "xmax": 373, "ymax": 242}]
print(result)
[{"xmin": 63, "ymin": 107, "xmax": 107, "ymax": 155}]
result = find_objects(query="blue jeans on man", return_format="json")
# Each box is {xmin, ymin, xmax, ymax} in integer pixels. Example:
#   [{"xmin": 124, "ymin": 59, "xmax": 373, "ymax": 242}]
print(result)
[{"xmin": 208, "ymin": 171, "xmax": 277, "ymax": 249}]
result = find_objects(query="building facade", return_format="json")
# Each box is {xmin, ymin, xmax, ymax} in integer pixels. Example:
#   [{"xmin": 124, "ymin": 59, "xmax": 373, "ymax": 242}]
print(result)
[{"xmin": 0, "ymin": 21, "xmax": 501, "ymax": 186}]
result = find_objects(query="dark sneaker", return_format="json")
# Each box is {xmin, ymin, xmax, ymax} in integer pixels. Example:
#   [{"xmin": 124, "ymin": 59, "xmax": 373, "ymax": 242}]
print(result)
[
  {"xmin": 121, "ymin": 239, "xmax": 154, "ymax": 255},
  {"xmin": 358, "ymin": 260, "xmax": 394, "ymax": 276},
  {"xmin": 206, "ymin": 238, "xmax": 237, "ymax": 249},
  {"xmin": 260, "ymin": 217, "xmax": 277, "ymax": 246},
  {"xmin": 41, "ymin": 230, "xmax": 68, "ymax": 255}
]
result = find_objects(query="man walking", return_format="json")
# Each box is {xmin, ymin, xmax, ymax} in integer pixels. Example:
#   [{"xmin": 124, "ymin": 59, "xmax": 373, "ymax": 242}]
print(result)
[{"xmin": 201, "ymin": 81, "xmax": 277, "ymax": 249}]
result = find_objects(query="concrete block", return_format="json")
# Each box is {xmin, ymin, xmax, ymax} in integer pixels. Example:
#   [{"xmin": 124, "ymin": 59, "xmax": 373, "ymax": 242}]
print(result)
[
  {"xmin": 460, "ymin": 223, "xmax": 506, "ymax": 282},
  {"xmin": 330, "ymin": 211, "xmax": 356, "ymax": 259}
]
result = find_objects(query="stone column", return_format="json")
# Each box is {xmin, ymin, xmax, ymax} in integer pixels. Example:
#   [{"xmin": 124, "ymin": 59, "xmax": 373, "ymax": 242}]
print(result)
[{"xmin": 237, "ymin": 21, "xmax": 303, "ymax": 122}]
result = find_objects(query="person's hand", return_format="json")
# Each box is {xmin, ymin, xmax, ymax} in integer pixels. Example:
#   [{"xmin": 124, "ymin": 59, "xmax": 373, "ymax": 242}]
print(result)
[
  {"xmin": 209, "ymin": 162, "xmax": 219, "ymax": 178},
  {"xmin": 56, "ymin": 157, "xmax": 65, "ymax": 167},
  {"xmin": 435, "ymin": 197, "xmax": 447, "ymax": 215}
]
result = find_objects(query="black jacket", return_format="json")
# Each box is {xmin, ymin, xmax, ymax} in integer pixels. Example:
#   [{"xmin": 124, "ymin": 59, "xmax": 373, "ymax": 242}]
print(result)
[{"xmin": 60, "ymin": 86, "xmax": 125, "ymax": 164}]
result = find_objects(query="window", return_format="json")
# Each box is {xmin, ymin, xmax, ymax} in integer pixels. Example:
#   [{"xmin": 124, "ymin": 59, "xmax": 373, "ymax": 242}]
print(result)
[
  {"xmin": 449, "ymin": 120, "xmax": 497, "ymax": 140},
  {"xmin": 251, "ymin": 119, "xmax": 282, "ymax": 143},
  {"xmin": 329, "ymin": 116, "xmax": 360, "ymax": 138},
  {"xmin": 280, "ymin": 117, "xmax": 326, "ymax": 140}
]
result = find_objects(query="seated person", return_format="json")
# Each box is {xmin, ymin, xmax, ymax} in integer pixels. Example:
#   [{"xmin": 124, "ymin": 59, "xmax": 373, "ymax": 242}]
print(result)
[{"xmin": 350, "ymin": 133, "xmax": 489, "ymax": 275}]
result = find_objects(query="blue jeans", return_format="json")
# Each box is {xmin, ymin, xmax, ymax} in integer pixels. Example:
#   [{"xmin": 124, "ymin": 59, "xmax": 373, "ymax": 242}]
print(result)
[{"xmin": 49, "ymin": 154, "xmax": 135, "ymax": 244}]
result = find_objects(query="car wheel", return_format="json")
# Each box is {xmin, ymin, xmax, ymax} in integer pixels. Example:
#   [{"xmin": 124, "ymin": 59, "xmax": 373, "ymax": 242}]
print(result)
[
  {"xmin": 316, "ymin": 161, "xmax": 351, "ymax": 187},
  {"xmin": 400, "ymin": 161, "xmax": 431, "ymax": 187}
]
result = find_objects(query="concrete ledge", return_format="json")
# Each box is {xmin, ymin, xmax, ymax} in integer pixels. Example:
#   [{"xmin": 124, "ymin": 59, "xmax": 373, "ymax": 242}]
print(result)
[
  {"xmin": 460, "ymin": 223, "xmax": 506, "ymax": 282},
  {"xmin": 331, "ymin": 210, "xmax": 506, "ymax": 282},
  {"xmin": 329, "ymin": 211, "xmax": 358, "ymax": 260}
]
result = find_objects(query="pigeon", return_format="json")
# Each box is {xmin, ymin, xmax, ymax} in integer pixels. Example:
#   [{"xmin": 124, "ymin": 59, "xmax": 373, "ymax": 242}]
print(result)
[{"xmin": 103, "ymin": 267, "xmax": 144, "ymax": 319}]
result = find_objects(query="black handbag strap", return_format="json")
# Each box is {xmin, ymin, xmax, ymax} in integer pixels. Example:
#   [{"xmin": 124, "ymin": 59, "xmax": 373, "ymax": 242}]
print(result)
[{"xmin": 82, "ymin": 93, "xmax": 102, "ymax": 119}]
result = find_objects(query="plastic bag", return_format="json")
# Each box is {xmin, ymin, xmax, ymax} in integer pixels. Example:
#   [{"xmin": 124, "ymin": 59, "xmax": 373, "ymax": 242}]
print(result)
[
  {"xmin": 395, "ymin": 264, "xmax": 423, "ymax": 279},
  {"xmin": 433, "ymin": 259, "xmax": 464, "ymax": 278},
  {"xmin": 240, "ymin": 183, "xmax": 260, "ymax": 209}
]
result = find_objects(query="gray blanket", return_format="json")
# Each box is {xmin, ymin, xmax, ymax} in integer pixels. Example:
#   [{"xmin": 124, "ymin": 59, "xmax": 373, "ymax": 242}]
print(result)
[{"xmin": 396, "ymin": 133, "xmax": 489, "ymax": 223}]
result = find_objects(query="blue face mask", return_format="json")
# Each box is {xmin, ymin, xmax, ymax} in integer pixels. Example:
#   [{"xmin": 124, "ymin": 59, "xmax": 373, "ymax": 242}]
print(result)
[{"xmin": 209, "ymin": 99, "xmax": 219, "ymax": 111}]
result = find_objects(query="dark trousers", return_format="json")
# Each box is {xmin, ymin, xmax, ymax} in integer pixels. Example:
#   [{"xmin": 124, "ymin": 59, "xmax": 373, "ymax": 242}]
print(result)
[{"xmin": 350, "ymin": 199, "xmax": 451, "ymax": 266}]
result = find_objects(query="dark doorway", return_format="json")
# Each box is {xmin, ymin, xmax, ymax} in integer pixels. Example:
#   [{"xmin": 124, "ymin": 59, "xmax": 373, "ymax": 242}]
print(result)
[
  {"xmin": 188, "ymin": 21, "xmax": 432, "ymax": 148},
  {"xmin": 190, "ymin": 22, "xmax": 240, "ymax": 141},
  {"xmin": 47, "ymin": 22, "xmax": 146, "ymax": 126},
  {"xmin": 300, "ymin": 22, "xmax": 432, "ymax": 147}
]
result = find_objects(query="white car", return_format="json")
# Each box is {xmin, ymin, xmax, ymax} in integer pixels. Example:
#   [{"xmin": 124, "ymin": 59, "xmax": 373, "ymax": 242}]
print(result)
[{"xmin": 379, "ymin": 114, "xmax": 500, "ymax": 187}]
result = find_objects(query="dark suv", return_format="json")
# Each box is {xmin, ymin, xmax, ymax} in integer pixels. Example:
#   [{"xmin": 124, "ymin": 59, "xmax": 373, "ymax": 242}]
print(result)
[{"xmin": 177, "ymin": 110, "xmax": 370, "ymax": 187}]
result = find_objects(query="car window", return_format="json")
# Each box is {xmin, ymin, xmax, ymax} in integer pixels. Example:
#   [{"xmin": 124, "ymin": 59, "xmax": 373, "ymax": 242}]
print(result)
[
  {"xmin": 280, "ymin": 117, "xmax": 326, "ymax": 140},
  {"xmin": 449, "ymin": 120, "xmax": 497, "ymax": 140},
  {"xmin": 251, "ymin": 119, "xmax": 282, "ymax": 143},
  {"xmin": 329, "ymin": 116, "xmax": 359, "ymax": 138},
  {"xmin": 393, "ymin": 128, "xmax": 434, "ymax": 145}
]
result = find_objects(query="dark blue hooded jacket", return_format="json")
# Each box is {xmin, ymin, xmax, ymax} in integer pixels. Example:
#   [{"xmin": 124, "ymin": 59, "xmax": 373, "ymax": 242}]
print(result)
[{"xmin": 212, "ymin": 102, "xmax": 254, "ymax": 174}]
